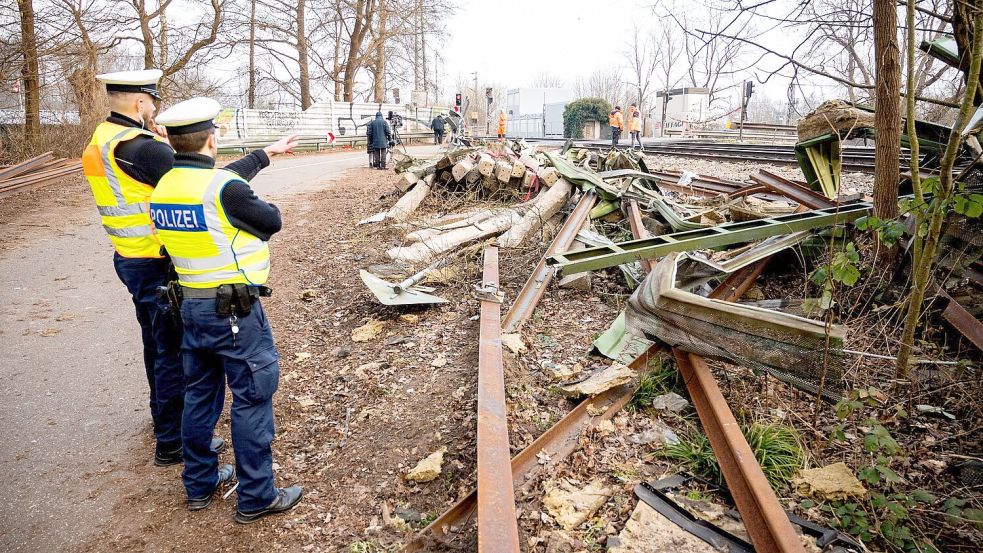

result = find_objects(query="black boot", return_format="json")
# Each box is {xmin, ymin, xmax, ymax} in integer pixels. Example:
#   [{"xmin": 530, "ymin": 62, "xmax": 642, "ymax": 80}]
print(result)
[
  {"xmin": 154, "ymin": 437, "xmax": 227, "ymax": 467},
  {"xmin": 187, "ymin": 464, "xmax": 236, "ymax": 511},
  {"xmin": 234, "ymin": 486, "xmax": 304, "ymax": 524}
]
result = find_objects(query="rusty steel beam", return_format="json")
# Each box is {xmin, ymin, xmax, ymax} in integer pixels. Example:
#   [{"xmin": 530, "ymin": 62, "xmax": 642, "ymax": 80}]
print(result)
[
  {"xmin": 626, "ymin": 199, "xmax": 655, "ymax": 274},
  {"xmin": 941, "ymin": 293, "xmax": 983, "ymax": 351},
  {"xmin": 501, "ymin": 190, "xmax": 597, "ymax": 333},
  {"xmin": 475, "ymin": 245, "xmax": 521, "ymax": 553},
  {"xmin": 405, "ymin": 257, "xmax": 768, "ymax": 552},
  {"xmin": 403, "ymin": 344, "xmax": 664, "ymax": 553},
  {"xmin": 751, "ymin": 170, "xmax": 837, "ymax": 210},
  {"xmin": 674, "ymin": 350, "xmax": 806, "ymax": 553}
]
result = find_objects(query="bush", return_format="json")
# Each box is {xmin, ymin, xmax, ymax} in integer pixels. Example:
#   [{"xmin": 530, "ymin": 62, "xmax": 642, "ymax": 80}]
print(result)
[{"xmin": 563, "ymin": 97, "xmax": 612, "ymax": 139}]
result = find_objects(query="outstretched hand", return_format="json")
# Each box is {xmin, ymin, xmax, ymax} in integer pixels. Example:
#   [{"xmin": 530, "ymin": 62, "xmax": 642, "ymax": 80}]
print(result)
[{"xmin": 264, "ymin": 135, "xmax": 299, "ymax": 156}]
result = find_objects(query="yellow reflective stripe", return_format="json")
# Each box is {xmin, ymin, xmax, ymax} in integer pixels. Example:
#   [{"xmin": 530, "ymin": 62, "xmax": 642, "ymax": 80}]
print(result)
[
  {"xmin": 98, "ymin": 203, "xmax": 146, "ymax": 217},
  {"xmin": 101, "ymin": 128, "xmax": 145, "ymax": 205},
  {"xmin": 177, "ymin": 260, "xmax": 271, "ymax": 283},
  {"xmin": 104, "ymin": 224, "xmax": 154, "ymax": 237}
]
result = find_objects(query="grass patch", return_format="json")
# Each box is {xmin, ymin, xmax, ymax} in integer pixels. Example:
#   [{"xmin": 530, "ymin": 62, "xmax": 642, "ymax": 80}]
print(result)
[
  {"xmin": 662, "ymin": 421, "xmax": 804, "ymax": 490},
  {"xmin": 628, "ymin": 358, "xmax": 677, "ymax": 412}
]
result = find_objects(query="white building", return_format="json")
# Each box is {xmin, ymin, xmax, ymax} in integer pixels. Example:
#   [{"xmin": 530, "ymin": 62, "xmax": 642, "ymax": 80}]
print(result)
[
  {"xmin": 504, "ymin": 87, "xmax": 575, "ymax": 138},
  {"xmin": 651, "ymin": 87, "xmax": 710, "ymax": 137}
]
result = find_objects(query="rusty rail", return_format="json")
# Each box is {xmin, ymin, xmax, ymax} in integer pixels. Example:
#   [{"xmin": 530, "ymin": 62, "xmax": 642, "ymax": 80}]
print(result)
[
  {"xmin": 475, "ymin": 245, "xmax": 521, "ymax": 553},
  {"xmin": 750, "ymin": 169, "xmax": 837, "ymax": 210},
  {"xmin": 939, "ymin": 291, "xmax": 983, "ymax": 351},
  {"xmin": 501, "ymin": 190, "xmax": 597, "ymax": 333},
  {"xmin": 674, "ymin": 351, "xmax": 806, "ymax": 552},
  {"xmin": 625, "ymin": 200, "xmax": 655, "ymax": 274},
  {"xmin": 405, "ymin": 257, "xmax": 771, "ymax": 551},
  {"xmin": 668, "ymin": 257, "xmax": 805, "ymax": 553}
]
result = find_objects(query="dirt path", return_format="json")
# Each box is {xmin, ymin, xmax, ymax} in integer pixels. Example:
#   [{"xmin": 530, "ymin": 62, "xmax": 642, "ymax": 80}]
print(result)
[{"xmin": 0, "ymin": 146, "xmax": 441, "ymax": 552}]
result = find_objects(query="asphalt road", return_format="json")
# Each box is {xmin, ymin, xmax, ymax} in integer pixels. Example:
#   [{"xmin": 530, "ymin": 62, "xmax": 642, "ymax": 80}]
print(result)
[{"xmin": 0, "ymin": 144, "xmax": 439, "ymax": 552}]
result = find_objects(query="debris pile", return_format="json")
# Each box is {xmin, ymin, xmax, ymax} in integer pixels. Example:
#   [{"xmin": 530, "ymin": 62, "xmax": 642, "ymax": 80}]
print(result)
[{"xmin": 349, "ymin": 137, "xmax": 981, "ymax": 553}]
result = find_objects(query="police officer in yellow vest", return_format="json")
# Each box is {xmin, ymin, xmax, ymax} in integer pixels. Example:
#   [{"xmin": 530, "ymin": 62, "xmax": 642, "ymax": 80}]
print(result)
[
  {"xmin": 150, "ymin": 98, "xmax": 302, "ymax": 522},
  {"xmin": 83, "ymin": 70, "xmax": 279, "ymax": 467}
]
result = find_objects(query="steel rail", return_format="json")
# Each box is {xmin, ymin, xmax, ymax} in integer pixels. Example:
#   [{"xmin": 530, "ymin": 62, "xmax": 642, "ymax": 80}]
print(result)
[
  {"xmin": 501, "ymin": 190, "xmax": 597, "ymax": 333},
  {"xmin": 475, "ymin": 246, "xmax": 521, "ymax": 553},
  {"xmin": 626, "ymin": 200, "xmax": 655, "ymax": 274},
  {"xmin": 750, "ymin": 169, "xmax": 838, "ymax": 209},
  {"xmin": 674, "ymin": 349, "xmax": 806, "ymax": 553},
  {"xmin": 404, "ymin": 253, "xmax": 768, "ymax": 552},
  {"xmin": 548, "ymin": 202, "xmax": 873, "ymax": 277}
]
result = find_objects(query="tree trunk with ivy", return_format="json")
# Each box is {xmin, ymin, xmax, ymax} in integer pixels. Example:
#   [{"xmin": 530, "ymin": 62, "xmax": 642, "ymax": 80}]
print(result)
[{"xmin": 896, "ymin": 8, "xmax": 983, "ymax": 374}]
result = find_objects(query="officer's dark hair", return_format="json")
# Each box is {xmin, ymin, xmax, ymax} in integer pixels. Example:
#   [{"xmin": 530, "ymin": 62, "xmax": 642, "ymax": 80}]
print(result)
[{"xmin": 168, "ymin": 128, "xmax": 215, "ymax": 153}]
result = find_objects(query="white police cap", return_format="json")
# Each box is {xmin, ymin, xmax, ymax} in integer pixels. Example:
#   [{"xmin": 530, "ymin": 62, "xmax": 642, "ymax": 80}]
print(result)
[
  {"xmin": 96, "ymin": 69, "xmax": 163, "ymax": 99},
  {"xmin": 155, "ymin": 97, "xmax": 222, "ymax": 135}
]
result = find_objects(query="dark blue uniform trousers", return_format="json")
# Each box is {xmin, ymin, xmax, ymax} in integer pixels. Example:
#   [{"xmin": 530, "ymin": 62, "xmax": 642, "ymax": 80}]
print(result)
[
  {"xmin": 113, "ymin": 253, "xmax": 184, "ymax": 452},
  {"xmin": 180, "ymin": 297, "xmax": 280, "ymax": 512}
]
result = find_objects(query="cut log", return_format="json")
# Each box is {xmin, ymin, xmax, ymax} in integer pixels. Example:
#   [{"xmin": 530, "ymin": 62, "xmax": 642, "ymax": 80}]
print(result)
[
  {"xmin": 522, "ymin": 172, "xmax": 536, "ymax": 189},
  {"xmin": 478, "ymin": 153, "xmax": 495, "ymax": 176},
  {"xmin": 510, "ymin": 162, "xmax": 526, "ymax": 180},
  {"xmin": 539, "ymin": 167, "xmax": 560, "ymax": 187},
  {"xmin": 497, "ymin": 178, "xmax": 573, "ymax": 248},
  {"xmin": 452, "ymin": 157, "xmax": 475, "ymax": 181},
  {"xmin": 388, "ymin": 175, "xmax": 434, "ymax": 222},
  {"xmin": 495, "ymin": 160, "xmax": 513, "ymax": 184},
  {"xmin": 387, "ymin": 209, "xmax": 524, "ymax": 263},
  {"xmin": 405, "ymin": 208, "xmax": 504, "ymax": 243},
  {"xmin": 399, "ymin": 171, "xmax": 420, "ymax": 192}
]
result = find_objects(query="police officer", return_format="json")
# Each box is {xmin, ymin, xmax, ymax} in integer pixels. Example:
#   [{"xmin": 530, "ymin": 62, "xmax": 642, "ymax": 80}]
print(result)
[
  {"xmin": 149, "ymin": 98, "xmax": 302, "ymax": 522},
  {"xmin": 83, "ymin": 70, "xmax": 282, "ymax": 467}
]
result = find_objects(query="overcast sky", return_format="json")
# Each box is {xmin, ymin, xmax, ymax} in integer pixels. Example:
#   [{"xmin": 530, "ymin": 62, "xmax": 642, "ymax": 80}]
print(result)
[
  {"xmin": 440, "ymin": 0, "xmax": 651, "ymax": 89},
  {"xmin": 435, "ymin": 0, "xmax": 849, "ymax": 113}
]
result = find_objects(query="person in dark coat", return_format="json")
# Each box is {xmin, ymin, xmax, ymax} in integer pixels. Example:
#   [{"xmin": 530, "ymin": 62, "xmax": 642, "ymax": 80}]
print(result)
[
  {"xmin": 431, "ymin": 114, "xmax": 446, "ymax": 144},
  {"xmin": 366, "ymin": 112, "xmax": 393, "ymax": 169}
]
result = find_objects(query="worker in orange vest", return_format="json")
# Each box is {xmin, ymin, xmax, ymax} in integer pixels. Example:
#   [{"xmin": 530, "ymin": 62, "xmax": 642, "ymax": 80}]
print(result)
[
  {"xmin": 497, "ymin": 110, "xmax": 507, "ymax": 139},
  {"xmin": 628, "ymin": 103, "xmax": 642, "ymax": 149},
  {"xmin": 609, "ymin": 106, "xmax": 625, "ymax": 147}
]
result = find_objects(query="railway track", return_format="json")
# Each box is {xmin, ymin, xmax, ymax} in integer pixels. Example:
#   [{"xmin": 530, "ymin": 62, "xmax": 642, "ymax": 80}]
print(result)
[{"xmin": 521, "ymin": 137, "xmax": 921, "ymax": 174}]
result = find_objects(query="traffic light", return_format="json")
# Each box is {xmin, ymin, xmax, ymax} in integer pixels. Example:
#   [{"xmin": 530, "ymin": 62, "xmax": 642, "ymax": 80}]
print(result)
[
  {"xmin": 455, "ymin": 93, "xmax": 462, "ymax": 107},
  {"xmin": 744, "ymin": 81, "xmax": 754, "ymax": 99}
]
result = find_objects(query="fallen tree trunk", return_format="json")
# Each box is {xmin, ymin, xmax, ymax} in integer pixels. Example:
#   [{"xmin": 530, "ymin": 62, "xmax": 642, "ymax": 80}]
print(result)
[
  {"xmin": 388, "ymin": 209, "xmax": 524, "ymax": 263},
  {"xmin": 404, "ymin": 207, "xmax": 505, "ymax": 243},
  {"xmin": 388, "ymin": 175, "xmax": 434, "ymax": 222},
  {"xmin": 498, "ymin": 178, "xmax": 573, "ymax": 247}
]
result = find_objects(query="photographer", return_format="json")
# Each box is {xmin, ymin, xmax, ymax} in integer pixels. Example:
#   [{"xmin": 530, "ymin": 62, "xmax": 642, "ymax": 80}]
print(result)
[
  {"xmin": 431, "ymin": 113, "xmax": 446, "ymax": 144},
  {"xmin": 366, "ymin": 111, "xmax": 393, "ymax": 170}
]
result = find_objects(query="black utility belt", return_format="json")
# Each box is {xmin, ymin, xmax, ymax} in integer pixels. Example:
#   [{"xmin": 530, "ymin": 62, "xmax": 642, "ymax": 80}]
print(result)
[
  {"xmin": 181, "ymin": 284, "xmax": 273, "ymax": 317},
  {"xmin": 180, "ymin": 284, "xmax": 272, "ymax": 299}
]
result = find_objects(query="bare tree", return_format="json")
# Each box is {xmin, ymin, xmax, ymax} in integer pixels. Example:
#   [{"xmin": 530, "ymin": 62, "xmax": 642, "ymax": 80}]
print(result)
[
  {"xmin": 118, "ymin": 0, "xmax": 226, "ymax": 100},
  {"xmin": 16, "ymin": 0, "xmax": 40, "ymax": 146},
  {"xmin": 575, "ymin": 68, "xmax": 626, "ymax": 107},
  {"xmin": 530, "ymin": 71, "xmax": 565, "ymax": 88},
  {"xmin": 623, "ymin": 24, "xmax": 657, "ymax": 131}
]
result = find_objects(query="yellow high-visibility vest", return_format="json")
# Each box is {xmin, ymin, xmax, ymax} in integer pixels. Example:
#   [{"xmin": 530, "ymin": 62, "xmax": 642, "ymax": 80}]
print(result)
[
  {"xmin": 82, "ymin": 122, "xmax": 168, "ymax": 258},
  {"xmin": 149, "ymin": 167, "xmax": 270, "ymax": 288}
]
